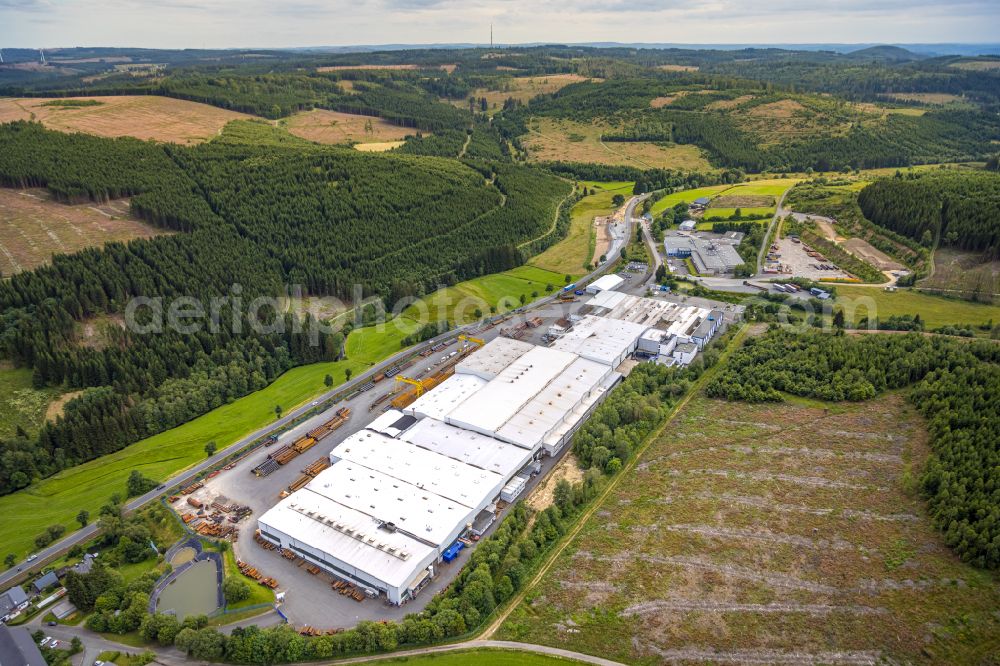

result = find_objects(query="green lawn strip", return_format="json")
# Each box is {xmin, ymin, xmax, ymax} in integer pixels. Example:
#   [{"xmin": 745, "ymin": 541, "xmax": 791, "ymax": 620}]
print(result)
[
  {"xmin": 530, "ymin": 182, "xmax": 629, "ymax": 275},
  {"xmin": 835, "ymin": 285, "xmax": 1000, "ymax": 330},
  {"xmin": 0, "ymin": 325, "xmax": 412, "ymax": 561},
  {"xmin": 703, "ymin": 207, "xmax": 774, "ymax": 220},
  {"xmin": 403, "ymin": 266, "xmax": 571, "ymax": 324},
  {"xmin": 220, "ymin": 548, "xmax": 275, "ymax": 609},
  {"xmin": 359, "ymin": 650, "xmax": 588, "ymax": 666},
  {"xmin": 580, "ymin": 180, "xmax": 634, "ymax": 193}
]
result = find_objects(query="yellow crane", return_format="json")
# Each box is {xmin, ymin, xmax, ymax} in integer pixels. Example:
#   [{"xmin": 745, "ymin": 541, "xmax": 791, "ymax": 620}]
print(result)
[
  {"xmin": 458, "ymin": 334, "xmax": 485, "ymax": 347},
  {"xmin": 394, "ymin": 375, "xmax": 431, "ymax": 398}
]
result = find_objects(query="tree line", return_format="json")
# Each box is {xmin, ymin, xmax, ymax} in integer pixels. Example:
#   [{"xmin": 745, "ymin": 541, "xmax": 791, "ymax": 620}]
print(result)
[{"xmin": 858, "ymin": 171, "xmax": 1000, "ymax": 257}]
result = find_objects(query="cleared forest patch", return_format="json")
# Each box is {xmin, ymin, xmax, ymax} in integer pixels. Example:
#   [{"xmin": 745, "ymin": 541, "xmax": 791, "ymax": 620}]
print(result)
[
  {"xmin": 0, "ymin": 188, "xmax": 163, "ymax": 275},
  {"xmin": 0, "ymin": 95, "xmax": 253, "ymax": 144},
  {"xmin": 498, "ymin": 394, "xmax": 1000, "ymax": 664},
  {"xmin": 460, "ymin": 74, "xmax": 592, "ymax": 111},
  {"xmin": 523, "ymin": 117, "xmax": 711, "ymax": 170},
  {"xmin": 283, "ymin": 109, "xmax": 418, "ymax": 145}
]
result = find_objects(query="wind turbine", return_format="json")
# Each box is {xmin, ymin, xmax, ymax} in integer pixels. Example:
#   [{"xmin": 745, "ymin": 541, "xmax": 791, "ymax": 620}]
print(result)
[{"xmin": 39, "ymin": 48, "xmax": 46, "ymax": 65}]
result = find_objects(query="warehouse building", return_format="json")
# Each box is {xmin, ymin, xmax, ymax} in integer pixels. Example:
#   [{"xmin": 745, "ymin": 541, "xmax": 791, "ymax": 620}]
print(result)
[
  {"xmin": 586, "ymin": 274, "xmax": 624, "ymax": 294},
  {"xmin": 257, "ymin": 312, "xmax": 696, "ymax": 606}
]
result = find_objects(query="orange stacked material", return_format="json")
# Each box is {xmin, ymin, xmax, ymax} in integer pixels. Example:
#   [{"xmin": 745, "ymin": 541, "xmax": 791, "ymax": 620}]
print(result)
[
  {"xmin": 302, "ymin": 457, "xmax": 330, "ymax": 477},
  {"xmin": 288, "ymin": 475, "xmax": 311, "ymax": 493},
  {"xmin": 292, "ymin": 436, "xmax": 316, "ymax": 454},
  {"xmin": 272, "ymin": 446, "xmax": 299, "ymax": 465}
]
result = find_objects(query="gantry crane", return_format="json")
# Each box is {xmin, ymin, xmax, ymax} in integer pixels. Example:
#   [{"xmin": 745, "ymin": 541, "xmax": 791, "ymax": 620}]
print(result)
[{"xmin": 458, "ymin": 334, "xmax": 485, "ymax": 347}]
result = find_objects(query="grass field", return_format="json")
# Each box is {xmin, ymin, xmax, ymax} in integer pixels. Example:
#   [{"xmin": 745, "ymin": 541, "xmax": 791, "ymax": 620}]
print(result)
[
  {"xmin": 402, "ymin": 265, "xmax": 570, "ymax": 325},
  {"xmin": 522, "ymin": 117, "xmax": 712, "ymax": 171},
  {"xmin": 649, "ymin": 185, "xmax": 731, "ymax": 216},
  {"xmin": 529, "ymin": 183, "xmax": 629, "ymax": 275},
  {"xmin": 702, "ymin": 207, "xmax": 773, "ymax": 220},
  {"xmin": 0, "ymin": 96, "xmax": 253, "ymax": 144},
  {"xmin": 282, "ymin": 109, "xmax": 418, "ymax": 146},
  {"xmin": 362, "ymin": 650, "xmax": 587, "ymax": 666},
  {"xmin": 0, "ymin": 188, "xmax": 164, "ymax": 275},
  {"xmin": 0, "ymin": 365, "xmax": 63, "ymax": 441},
  {"xmin": 498, "ymin": 392, "xmax": 1000, "ymax": 664},
  {"xmin": 650, "ymin": 178, "xmax": 800, "ymax": 218},
  {"xmin": 0, "ymin": 323, "xmax": 410, "ymax": 561},
  {"xmin": 835, "ymin": 285, "xmax": 1000, "ymax": 329}
]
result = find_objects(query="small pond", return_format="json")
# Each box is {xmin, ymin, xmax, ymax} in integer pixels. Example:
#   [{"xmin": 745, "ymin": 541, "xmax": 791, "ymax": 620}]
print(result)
[{"xmin": 156, "ymin": 559, "xmax": 220, "ymax": 618}]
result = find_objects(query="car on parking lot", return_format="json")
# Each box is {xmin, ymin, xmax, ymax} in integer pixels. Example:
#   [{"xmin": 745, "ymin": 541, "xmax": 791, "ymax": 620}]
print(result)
[{"xmin": 47, "ymin": 621, "xmax": 57, "ymax": 626}]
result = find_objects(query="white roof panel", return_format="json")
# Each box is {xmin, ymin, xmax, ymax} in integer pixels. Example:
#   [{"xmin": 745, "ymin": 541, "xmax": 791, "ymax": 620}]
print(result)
[
  {"xmin": 455, "ymin": 337, "xmax": 534, "ymax": 380},
  {"xmin": 330, "ymin": 430, "xmax": 505, "ymax": 510},
  {"xmin": 496, "ymin": 357, "xmax": 611, "ymax": 448},
  {"xmin": 404, "ymin": 373, "xmax": 487, "ymax": 421},
  {"xmin": 446, "ymin": 345, "xmax": 577, "ymax": 441},
  {"xmin": 401, "ymin": 418, "xmax": 533, "ymax": 478},
  {"xmin": 258, "ymin": 489, "xmax": 435, "ymax": 589},
  {"xmin": 305, "ymin": 463, "xmax": 475, "ymax": 548},
  {"xmin": 589, "ymin": 274, "xmax": 624, "ymax": 292},
  {"xmin": 550, "ymin": 315, "xmax": 647, "ymax": 366}
]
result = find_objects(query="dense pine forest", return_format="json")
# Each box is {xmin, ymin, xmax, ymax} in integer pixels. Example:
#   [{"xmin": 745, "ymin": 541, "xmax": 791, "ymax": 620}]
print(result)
[
  {"xmin": 0, "ymin": 121, "xmax": 570, "ymax": 495},
  {"xmin": 707, "ymin": 329, "xmax": 1000, "ymax": 569},
  {"xmin": 858, "ymin": 171, "xmax": 1000, "ymax": 256}
]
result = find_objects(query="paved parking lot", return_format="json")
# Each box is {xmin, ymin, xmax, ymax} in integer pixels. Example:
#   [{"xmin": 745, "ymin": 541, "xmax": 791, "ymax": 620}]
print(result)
[{"xmin": 774, "ymin": 237, "xmax": 850, "ymax": 280}]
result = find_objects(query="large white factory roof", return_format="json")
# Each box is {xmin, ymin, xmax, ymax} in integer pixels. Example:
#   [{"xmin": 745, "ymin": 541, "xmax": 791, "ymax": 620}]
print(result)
[
  {"xmin": 542, "ymin": 370, "xmax": 621, "ymax": 454},
  {"xmin": 366, "ymin": 409, "xmax": 417, "ymax": 438},
  {"xmin": 259, "ymin": 489, "xmax": 435, "ymax": 590},
  {"xmin": 305, "ymin": 463, "xmax": 475, "ymax": 548},
  {"xmin": 550, "ymin": 315, "xmax": 648, "ymax": 366},
  {"xmin": 402, "ymin": 417, "xmax": 533, "ymax": 478},
  {"xmin": 404, "ymin": 373, "xmax": 487, "ymax": 421},
  {"xmin": 455, "ymin": 337, "xmax": 534, "ymax": 380},
  {"xmin": 495, "ymin": 357, "xmax": 611, "ymax": 448},
  {"xmin": 447, "ymin": 345, "xmax": 577, "ymax": 441},
  {"xmin": 329, "ymin": 430, "xmax": 505, "ymax": 510}
]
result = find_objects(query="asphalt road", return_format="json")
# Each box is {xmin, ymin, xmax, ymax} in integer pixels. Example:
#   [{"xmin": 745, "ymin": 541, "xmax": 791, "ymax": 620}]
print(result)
[{"xmin": 1, "ymin": 195, "xmax": 641, "ymax": 590}]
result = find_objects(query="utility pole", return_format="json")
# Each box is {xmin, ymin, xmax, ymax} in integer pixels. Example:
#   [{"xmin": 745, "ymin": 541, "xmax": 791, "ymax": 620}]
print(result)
[{"xmin": 490, "ymin": 23, "xmax": 493, "ymax": 49}]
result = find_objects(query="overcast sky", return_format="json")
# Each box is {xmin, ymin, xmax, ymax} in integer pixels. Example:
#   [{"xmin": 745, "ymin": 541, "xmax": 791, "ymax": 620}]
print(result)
[{"xmin": 2, "ymin": 0, "xmax": 999, "ymax": 49}]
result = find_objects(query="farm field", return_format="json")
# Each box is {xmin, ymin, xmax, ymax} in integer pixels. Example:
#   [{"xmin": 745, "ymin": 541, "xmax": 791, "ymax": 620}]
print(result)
[
  {"xmin": 282, "ymin": 109, "xmax": 418, "ymax": 146},
  {"xmin": 529, "ymin": 182, "xmax": 629, "ymax": 275},
  {"xmin": 918, "ymin": 247, "xmax": 1000, "ymax": 302},
  {"xmin": 834, "ymin": 285, "xmax": 1000, "ymax": 329},
  {"xmin": 456, "ymin": 74, "xmax": 592, "ymax": 112},
  {"xmin": 402, "ymin": 265, "xmax": 571, "ymax": 325},
  {"xmin": 0, "ymin": 188, "xmax": 163, "ymax": 275},
  {"xmin": 0, "ymin": 365, "xmax": 63, "ymax": 441},
  {"xmin": 0, "ymin": 322, "xmax": 411, "ymax": 561},
  {"xmin": 0, "ymin": 96, "xmax": 253, "ymax": 144},
  {"xmin": 497, "ymin": 393, "xmax": 1000, "ymax": 664},
  {"xmin": 523, "ymin": 117, "xmax": 712, "ymax": 170}
]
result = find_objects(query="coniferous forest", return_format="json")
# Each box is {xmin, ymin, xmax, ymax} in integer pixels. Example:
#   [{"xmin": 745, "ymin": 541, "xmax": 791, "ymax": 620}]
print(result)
[{"xmin": 0, "ymin": 121, "xmax": 570, "ymax": 495}]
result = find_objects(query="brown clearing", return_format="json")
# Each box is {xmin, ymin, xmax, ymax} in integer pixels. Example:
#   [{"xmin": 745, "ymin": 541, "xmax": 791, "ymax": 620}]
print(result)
[
  {"xmin": 0, "ymin": 95, "xmax": 252, "ymax": 144},
  {"xmin": 656, "ymin": 64, "xmax": 699, "ymax": 72},
  {"xmin": 45, "ymin": 391, "xmax": 83, "ymax": 423},
  {"xmin": 498, "ymin": 393, "xmax": 1000, "ymax": 664},
  {"xmin": 284, "ymin": 109, "xmax": 417, "ymax": 145},
  {"xmin": 748, "ymin": 99, "xmax": 806, "ymax": 118},
  {"xmin": 0, "ymin": 188, "xmax": 164, "ymax": 275},
  {"xmin": 708, "ymin": 194, "xmax": 774, "ymax": 209},
  {"xmin": 527, "ymin": 453, "xmax": 585, "ymax": 512}
]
